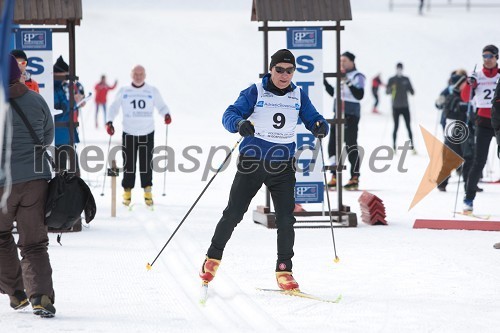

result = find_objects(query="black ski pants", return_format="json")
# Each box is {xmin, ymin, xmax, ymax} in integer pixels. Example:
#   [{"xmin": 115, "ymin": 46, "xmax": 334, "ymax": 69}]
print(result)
[
  {"xmin": 207, "ymin": 156, "xmax": 296, "ymax": 272},
  {"xmin": 328, "ymin": 115, "xmax": 361, "ymax": 179},
  {"xmin": 465, "ymin": 125, "xmax": 495, "ymax": 201},
  {"xmin": 372, "ymin": 87, "xmax": 379, "ymax": 108},
  {"xmin": 122, "ymin": 131, "xmax": 154, "ymax": 189},
  {"xmin": 393, "ymin": 107, "xmax": 413, "ymax": 149}
]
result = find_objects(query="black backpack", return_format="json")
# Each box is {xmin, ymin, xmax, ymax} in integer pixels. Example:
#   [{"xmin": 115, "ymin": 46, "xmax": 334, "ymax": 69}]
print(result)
[{"xmin": 45, "ymin": 171, "xmax": 96, "ymax": 229}]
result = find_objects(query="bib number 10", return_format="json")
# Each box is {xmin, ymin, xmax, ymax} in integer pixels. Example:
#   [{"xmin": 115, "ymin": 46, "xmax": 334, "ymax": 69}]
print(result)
[
  {"xmin": 273, "ymin": 113, "xmax": 286, "ymax": 129},
  {"xmin": 130, "ymin": 99, "xmax": 146, "ymax": 109}
]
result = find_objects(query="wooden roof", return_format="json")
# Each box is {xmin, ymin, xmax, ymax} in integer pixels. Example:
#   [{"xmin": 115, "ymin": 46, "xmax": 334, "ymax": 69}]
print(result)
[
  {"xmin": 0, "ymin": 0, "xmax": 82, "ymax": 25},
  {"xmin": 251, "ymin": 0, "xmax": 352, "ymax": 21}
]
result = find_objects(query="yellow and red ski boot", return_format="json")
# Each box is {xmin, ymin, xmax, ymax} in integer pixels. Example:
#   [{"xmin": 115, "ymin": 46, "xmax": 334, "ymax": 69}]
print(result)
[
  {"xmin": 199, "ymin": 256, "xmax": 221, "ymax": 284},
  {"xmin": 144, "ymin": 186, "xmax": 153, "ymax": 206},
  {"xmin": 122, "ymin": 188, "xmax": 131, "ymax": 206},
  {"xmin": 276, "ymin": 271, "xmax": 300, "ymax": 291}
]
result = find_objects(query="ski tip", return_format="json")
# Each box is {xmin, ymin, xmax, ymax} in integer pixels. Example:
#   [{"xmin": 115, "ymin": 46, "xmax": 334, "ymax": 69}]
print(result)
[{"xmin": 146, "ymin": 263, "xmax": 152, "ymax": 271}]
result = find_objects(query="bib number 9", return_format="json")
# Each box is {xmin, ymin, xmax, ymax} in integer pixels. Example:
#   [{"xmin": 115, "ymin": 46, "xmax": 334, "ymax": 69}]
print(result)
[{"xmin": 273, "ymin": 113, "xmax": 286, "ymax": 129}]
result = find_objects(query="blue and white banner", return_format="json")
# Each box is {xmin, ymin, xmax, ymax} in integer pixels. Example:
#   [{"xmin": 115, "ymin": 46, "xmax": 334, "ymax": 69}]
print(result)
[
  {"xmin": 287, "ymin": 27, "xmax": 324, "ymax": 204},
  {"xmin": 14, "ymin": 28, "xmax": 55, "ymax": 115}
]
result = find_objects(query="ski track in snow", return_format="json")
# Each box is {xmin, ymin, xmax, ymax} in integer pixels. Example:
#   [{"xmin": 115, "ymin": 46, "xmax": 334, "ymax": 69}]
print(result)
[{"xmin": 141, "ymin": 205, "xmax": 288, "ymax": 332}]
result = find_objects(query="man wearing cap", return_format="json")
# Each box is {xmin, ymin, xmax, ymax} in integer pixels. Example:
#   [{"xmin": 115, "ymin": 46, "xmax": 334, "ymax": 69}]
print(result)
[
  {"xmin": 10, "ymin": 49, "xmax": 39, "ymax": 93},
  {"xmin": 199, "ymin": 49, "xmax": 329, "ymax": 291},
  {"xmin": 324, "ymin": 51, "xmax": 366, "ymax": 190},
  {"xmin": 387, "ymin": 62, "xmax": 415, "ymax": 152},
  {"xmin": 462, "ymin": 44, "xmax": 500, "ymax": 214},
  {"xmin": 0, "ymin": 55, "xmax": 56, "ymax": 317},
  {"xmin": 52, "ymin": 55, "xmax": 86, "ymax": 175}
]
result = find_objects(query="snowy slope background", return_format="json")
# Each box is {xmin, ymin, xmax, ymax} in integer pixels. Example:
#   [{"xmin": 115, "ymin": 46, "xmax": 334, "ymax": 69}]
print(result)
[{"xmin": 1, "ymin": 0, "xmax": 500, "ymax": 332}]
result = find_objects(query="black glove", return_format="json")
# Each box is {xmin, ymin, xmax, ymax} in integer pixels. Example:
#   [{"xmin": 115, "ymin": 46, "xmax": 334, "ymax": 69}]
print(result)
[
  {"xmin": 237, "ymin": 120, "xmax": 255, "ymax": 137},
  {"xmin": 312, "ymin": 121, "xmax": 328, "ymax": 138},
  {"xmin": 467, "ymin": 72, "xmax": 478, "ymax": 85}
]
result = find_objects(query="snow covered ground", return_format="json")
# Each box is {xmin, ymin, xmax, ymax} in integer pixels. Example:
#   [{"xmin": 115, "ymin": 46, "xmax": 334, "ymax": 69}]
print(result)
[{"xmin": 2, "ymin": 0, "xmax": 500, "ymax": 332}]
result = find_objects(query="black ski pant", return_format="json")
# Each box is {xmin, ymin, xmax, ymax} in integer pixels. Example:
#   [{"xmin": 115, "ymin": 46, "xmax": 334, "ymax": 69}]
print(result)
[
  {"xmin": 122, "ymin": 131, "xmax": 154, "ymax": 189},
  {"xmin": 465, "ymin": 125, "xmax": 495, "ymax": 201},
  {"xmin": 392, "ymin": 107, "xmax": 413, "ymax": 149},
  {"xmin": 372, "ymin": 88, "xmax": 379, "ymax": 108},
  {"xmin": 328, "ymin": 115, "xmax": 361, "ymax": 179},
  {"xmin": 207, "ymin": 157, "xmax": 296, "ymax": 272}
]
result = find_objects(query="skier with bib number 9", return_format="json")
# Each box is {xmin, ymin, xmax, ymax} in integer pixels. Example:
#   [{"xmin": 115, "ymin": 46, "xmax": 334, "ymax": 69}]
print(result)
[{"xmin": 199, "ymin": 49, "xmax": 329, "ymax": 291}]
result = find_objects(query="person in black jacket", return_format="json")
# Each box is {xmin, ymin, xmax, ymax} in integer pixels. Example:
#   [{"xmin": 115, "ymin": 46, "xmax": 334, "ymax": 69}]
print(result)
[
  {"xmin": 491, "ymin": 78, "xmax": 500, "ymax": 152},
  {"xmin": 324, "ymin": 51, "xmax": 365, "ymax": 190},
  {"xmin": 436, "ymin": 74, "xmax": 469, "ymax": 191},
  {"xmin": 387, "ymin": 63, "xmax": 415, "ymax": 152},
  {"xmin": 492, "ymin": 78, "xmax": 500, "ymax": 249}
]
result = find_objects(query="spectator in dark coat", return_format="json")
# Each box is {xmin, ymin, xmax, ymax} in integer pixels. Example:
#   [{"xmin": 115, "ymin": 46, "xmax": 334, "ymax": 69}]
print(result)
[{"xmin": 0, "ymin": 55, "xmax": 56, "ymax": 317}]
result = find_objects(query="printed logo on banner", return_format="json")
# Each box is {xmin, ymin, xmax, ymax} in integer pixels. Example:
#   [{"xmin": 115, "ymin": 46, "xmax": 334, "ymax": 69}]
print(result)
[
  {"xmin": 293, "ymin": 30, "xmax": 317, "ymax": 48},
  {"xmin": 21, "ymin": 31, "xmax": 47, "ymax": 49},
  {"xmin": 256, "ymin": 100, "xmax": 264, "ymax": 107},
  {"xmin": 295, "ymin": 183, "xmax": 323, "ymax": 203},
  {"xmin": 15, "ymin": 28, "xmax": 53, "ymax": 50},
  {"xmin": 286, "ymin": 27, "xmax": 322, "ymax": 50}
]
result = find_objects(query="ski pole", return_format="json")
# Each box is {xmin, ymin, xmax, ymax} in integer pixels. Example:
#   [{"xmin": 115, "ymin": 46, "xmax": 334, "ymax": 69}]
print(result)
[
  {"xmin": 318, "ymin": 135, "xmax": 340, "ymax": 263},
  {"xmin": 100, "ymin": 135, "xmax": 113, "ymax": 196},
  {"xmin": 452, "ymin": 163, "xmax": 464, "ymax": 218},
  {"xmin": 162, "ymin": 125, "xmax": 169, "ymax": 196},
  {"xmin": 146, "ymin": 137, "xmax": 243, "ymax": 270}
]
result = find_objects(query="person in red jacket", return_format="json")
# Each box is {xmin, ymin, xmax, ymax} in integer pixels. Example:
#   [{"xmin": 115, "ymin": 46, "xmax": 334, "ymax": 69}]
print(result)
[
  {"xmin": 94, "ymin": 75, "xmax": 117, "ymax": 128},
  {"xmin": 461, "ymin": 44, "xmax": 500, "ymax": 214},
  {"xmin": 371, "ymin": 73, "xmax": 384, "ymax": 113}
]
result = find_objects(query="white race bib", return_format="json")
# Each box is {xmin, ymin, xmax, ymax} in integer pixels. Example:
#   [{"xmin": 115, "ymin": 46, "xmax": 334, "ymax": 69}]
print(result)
[{"xmin": 248, "ymin": 83, "xmax": 301, "ymax": 144}]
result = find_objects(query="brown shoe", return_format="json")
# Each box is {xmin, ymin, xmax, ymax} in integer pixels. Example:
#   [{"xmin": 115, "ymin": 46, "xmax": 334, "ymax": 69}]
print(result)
[
  {"xmin": 9, "ymin": 290, "xmax": 29, "ymax": 310},
  {"xmin": 327, "ymin": 175, "xmax": 337, "ymax": 188},
  {"xmin": 344, "ymin": 176, "xmax": 359, "ymax": 191}
]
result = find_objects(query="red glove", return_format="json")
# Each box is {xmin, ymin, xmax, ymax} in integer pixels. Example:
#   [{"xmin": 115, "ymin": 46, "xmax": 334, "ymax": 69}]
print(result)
[
  {"xmin": 165, "ymin": 114, "xmax": 172, "ymax": 125},
  {"xmin": 106, "ymin": 122, "xmax": 115, "ymax": 136}
]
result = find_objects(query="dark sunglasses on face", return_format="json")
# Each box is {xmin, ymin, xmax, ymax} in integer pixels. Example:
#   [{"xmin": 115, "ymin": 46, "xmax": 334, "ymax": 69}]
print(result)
[
  {"xmin": 274, "ymin": 66, "xmax": 295, "ymax": 74},
  {"xmin": 482, "ymin": 53, "xmax": 496, "ymax": 59}
]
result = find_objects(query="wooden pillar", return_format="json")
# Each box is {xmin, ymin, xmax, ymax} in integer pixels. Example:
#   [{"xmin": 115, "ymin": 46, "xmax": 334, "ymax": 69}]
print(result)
[
  {"xmin": 335, "ymin": 20, "xmax": 343, "ymax": 212},
  {"xmin": 67, "ymin": 20, "xmax": 78, "ymax": 174}
]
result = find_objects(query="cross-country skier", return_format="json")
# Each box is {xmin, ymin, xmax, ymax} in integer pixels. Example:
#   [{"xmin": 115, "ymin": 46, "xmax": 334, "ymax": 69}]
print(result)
[
  {"xmin": 199, "ymin": 49, "xmax": 329, "ymax": 291},
  {"xmin": 106, "ymin": 65, "xmax": 172, "ymax": 207},
  {"xmin": 462, "ymin": 45, "xmax": 500, "ymax": 214}
]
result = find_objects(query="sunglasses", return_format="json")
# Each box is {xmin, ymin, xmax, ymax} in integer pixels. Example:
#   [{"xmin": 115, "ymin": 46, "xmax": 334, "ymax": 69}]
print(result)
[
  {"xmin": 274, "ymin": 66, "xmax": 295, "ymax": 74},
  {"xmin": 482, "ymin": 53, "xmax": 496, "ymax": 59},
  {"xmin": 17, "ymin": 60, "xmax": 27, "ymax": 65}
]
